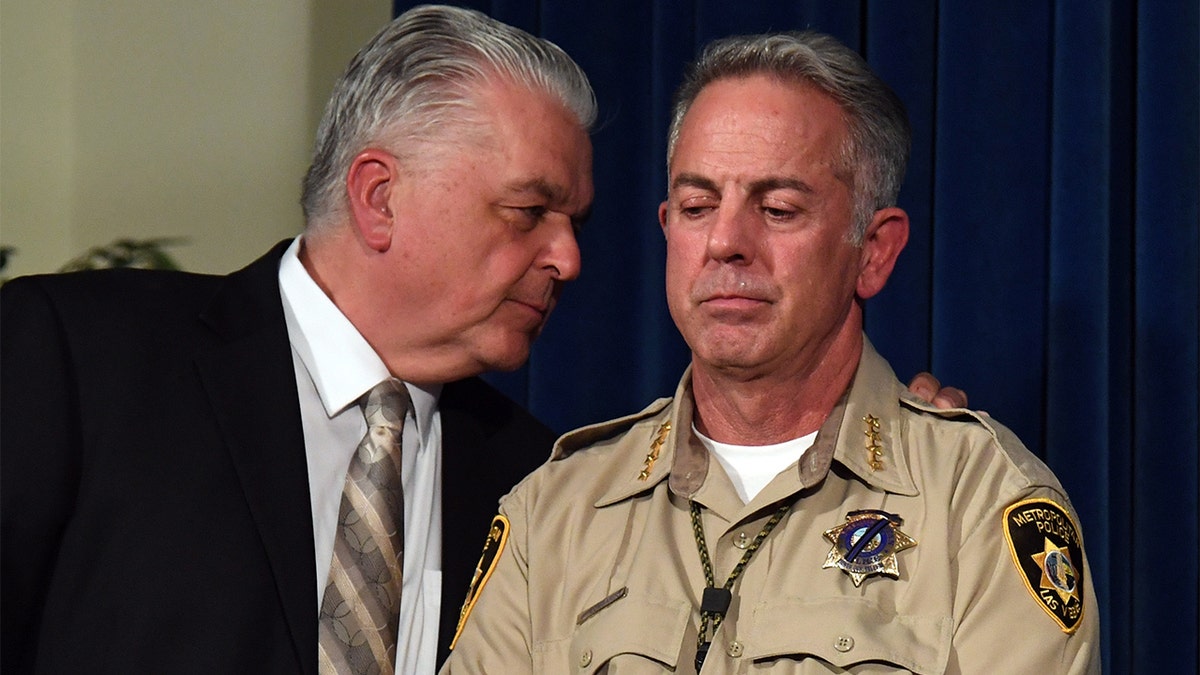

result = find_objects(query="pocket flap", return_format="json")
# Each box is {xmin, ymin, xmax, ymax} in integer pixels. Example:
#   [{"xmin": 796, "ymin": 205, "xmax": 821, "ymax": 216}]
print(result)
[
  {"xmin": 568, "ymin": 594, "xmax": 691, "ymax": 671},
  {"xmin": 747, "ymin": 597, "xmax": 950, "ymax": 673}
]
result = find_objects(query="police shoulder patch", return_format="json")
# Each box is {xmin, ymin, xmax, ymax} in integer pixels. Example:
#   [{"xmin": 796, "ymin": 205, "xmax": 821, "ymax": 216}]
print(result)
[
  {"xmin": 450, "ymin": 514, "xmax": 510, "ymax": 650},
  {"xmin": 1003, "ymin": 498, "xmax": 1085, "ymax": 633}
]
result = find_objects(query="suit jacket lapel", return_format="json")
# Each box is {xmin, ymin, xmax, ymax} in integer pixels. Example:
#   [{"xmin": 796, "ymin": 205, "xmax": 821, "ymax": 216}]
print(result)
[
  {"xmin": 194, "ymin": 241, "xmax": 318, "ymax": 675},
  {"xmin": 192, "ymin": 245, "xmax": 559, "ymax": 669}
]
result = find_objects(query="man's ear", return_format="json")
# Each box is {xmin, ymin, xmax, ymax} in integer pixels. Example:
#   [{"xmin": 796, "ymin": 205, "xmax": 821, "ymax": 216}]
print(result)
[
  {"xmin": 856, "ymin": 206, "xmax": 909, "ymax": 300},
  {"xmin": 658, "ymin": 200, "xmax": 669, "ymax": 239},
  {"xmin": 345, "ymin": 149, "xmax": 400, "ymax": 252}
]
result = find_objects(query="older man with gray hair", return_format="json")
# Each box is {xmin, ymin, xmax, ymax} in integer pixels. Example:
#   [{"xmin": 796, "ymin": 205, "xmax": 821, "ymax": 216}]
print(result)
[
  {"xmin": 444, "ymin": 30, "xmax": 1099, "ymax": 674},
  {"xmin": 2, "ymin": 6, "xmax": 592, "ymax": 673}
]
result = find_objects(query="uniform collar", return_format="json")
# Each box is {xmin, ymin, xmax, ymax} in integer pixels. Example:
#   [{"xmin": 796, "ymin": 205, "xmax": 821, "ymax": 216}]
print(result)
[
  {"xmin": 564, "ymin": 337, "xmax": 921, "ymax": 510},
  {"xmin": 673, "ymin": 338, "xmax": 920, "ymax": 500},
  {"xmin": 552, "ymin": 390, "xmax": 677, "ymax": 509},
  {"xmin": 827, "ymin": 337, "xmax": 920, "ymax": 497}
]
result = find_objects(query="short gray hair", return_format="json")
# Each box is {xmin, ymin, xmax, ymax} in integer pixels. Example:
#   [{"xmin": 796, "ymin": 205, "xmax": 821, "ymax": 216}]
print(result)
[
  {"xmin": 666, "ymin": 31, "xmax": 910, "ymax": 242},
  {"xmin": 301, "ymin": 4, "xmax": 597, "ymax": 226}
]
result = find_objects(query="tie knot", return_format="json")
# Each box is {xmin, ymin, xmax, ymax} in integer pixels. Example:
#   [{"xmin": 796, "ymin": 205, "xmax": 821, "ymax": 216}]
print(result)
[{"xmin": 362, "ymin": 378, "xmax": 410, "ymax": 432}]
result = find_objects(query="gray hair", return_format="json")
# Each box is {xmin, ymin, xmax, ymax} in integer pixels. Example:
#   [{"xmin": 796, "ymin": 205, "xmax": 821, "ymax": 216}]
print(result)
[
  {"xmin": 301, "ymin": 4, "xmax": 597, "ymax": 226},
  {"xmin": 666, "ymin": 31, "xmax": 910, "ymax": 243}
]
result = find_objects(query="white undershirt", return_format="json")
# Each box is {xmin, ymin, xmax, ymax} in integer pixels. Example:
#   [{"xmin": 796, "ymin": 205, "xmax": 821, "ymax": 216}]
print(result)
[
  {"xmin": 278, "ymin": 236, "xmax": 443, "ymax": 675},
  {"xmin": 695, "ymin": 425, "xmax": 818, "ymax": 503}
]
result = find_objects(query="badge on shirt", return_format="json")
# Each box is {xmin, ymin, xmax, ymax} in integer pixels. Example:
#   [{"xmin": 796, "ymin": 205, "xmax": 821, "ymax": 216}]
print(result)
[
  {"xmin": 450, "ymin": 514, "xmax": 510, "ymax": 650},
  {"xmin": 1003, "ymin": 498, "xmax": 1085, "ymax": 633},
  {"xmin": 823, "ymin": 510, "xmax": 916, "ymax": 586}
]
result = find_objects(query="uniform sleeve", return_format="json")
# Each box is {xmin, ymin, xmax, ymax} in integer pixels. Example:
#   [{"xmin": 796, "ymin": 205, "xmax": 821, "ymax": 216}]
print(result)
[
  {"xmin": 948, "ymin": 485, "xmax": 1101, "ymax": 674},
  {"xmin": 0, "ymin": 279, "xmax": 84, "ymax": 673},
  {"xmin": 440, "ymin": 485, "xmax": 536, "ymax": 673}
]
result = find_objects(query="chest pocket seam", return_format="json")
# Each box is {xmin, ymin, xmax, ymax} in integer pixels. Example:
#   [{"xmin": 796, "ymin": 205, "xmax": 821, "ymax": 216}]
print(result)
[{"xmin": 746, "ymin": 596, "xmax": 951, "ymax": 673}]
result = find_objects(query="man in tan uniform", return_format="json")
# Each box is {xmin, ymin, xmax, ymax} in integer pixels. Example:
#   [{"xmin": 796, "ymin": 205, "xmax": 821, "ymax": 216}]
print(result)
[{"xmin": 444, "ymin": 30, "xmax": 1100, "ymax": 674}]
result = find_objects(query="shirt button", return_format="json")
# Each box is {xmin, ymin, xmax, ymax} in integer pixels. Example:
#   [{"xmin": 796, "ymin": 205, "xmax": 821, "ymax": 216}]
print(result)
[
  {"xmin": 726, "ymin": 640, "xmax": 744, "ymax": 657},
  {"xmin": 579, "ymin": 649, "xmax": 593, "ymax": 667},
  {"xmin": 733, "ymin": 532, "xmax": 751, "ymax": 549},
  {"xmin": 834, "ymin": 635, "xmax": 855, "ymax": 652}
]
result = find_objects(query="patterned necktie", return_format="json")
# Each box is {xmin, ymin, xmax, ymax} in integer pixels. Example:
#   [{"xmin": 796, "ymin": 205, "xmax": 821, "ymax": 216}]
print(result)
[{"xmin": 318, "ymin": 379, "xmax": 410, "ymax": 675}]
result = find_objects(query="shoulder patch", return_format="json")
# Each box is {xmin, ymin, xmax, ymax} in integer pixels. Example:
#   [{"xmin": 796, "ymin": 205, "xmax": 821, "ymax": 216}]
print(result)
[
  {"xmin": 450, "ymin": 514, "xmax": 510, "ymax": 650},
  {"xmin": 1003, "ymin": 499, "xmax": 1085, "ymax": 633}
]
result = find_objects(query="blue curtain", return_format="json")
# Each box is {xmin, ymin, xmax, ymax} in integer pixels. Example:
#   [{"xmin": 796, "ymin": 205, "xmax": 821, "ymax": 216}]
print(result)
[{"xmin": 396, "ymin": 1, "xmax": 1199, "ymax": 671}]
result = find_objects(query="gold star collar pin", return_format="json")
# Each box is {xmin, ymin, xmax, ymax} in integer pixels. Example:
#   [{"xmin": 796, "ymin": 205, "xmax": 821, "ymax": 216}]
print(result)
[
  {"xmin": 637, "ymin": 421, "xmax": 672, "ymax": 481},
  {"xmin": 863, "ymin": 414, "xmax": 884, "ymax": 470}
]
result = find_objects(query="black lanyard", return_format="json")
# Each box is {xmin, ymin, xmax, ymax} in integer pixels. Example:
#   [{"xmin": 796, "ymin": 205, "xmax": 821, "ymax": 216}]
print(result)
[{"xmin": 688, "ymin": 499, "xmax": 792, "ymax": 671}]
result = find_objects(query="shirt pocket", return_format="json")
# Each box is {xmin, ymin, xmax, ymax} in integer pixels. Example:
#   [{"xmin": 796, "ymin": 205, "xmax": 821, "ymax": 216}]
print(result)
[
  {"xmin": 745, "ymin": 597, "xmax": 951, "ymax": 673},
  {"xmin": 561, "ymin": 595, "xmax": 692, "ymax": 674}
]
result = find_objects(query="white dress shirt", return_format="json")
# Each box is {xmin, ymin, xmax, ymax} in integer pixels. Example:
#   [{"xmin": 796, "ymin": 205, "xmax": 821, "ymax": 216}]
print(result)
[{"xmin": 278, "ymin": 236, "xmax": 443, "ymax": 674}]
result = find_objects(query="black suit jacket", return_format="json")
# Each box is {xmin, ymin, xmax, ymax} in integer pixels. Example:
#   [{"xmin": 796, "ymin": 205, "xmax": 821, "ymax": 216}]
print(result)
[{"xmin": 0, "ymin": 242, "xmax": 556, "ymax": 673}]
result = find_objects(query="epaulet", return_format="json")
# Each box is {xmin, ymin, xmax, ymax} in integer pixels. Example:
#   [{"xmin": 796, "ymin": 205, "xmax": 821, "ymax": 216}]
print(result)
[
  {"xmin": 552, "ymin": 397, "xmax": 673, "ymax": 460},
  {"xmin": 898, "ymin": 390, "xmax": 1000, "ymax": 436},
  {"xmin": 898, "ymin": 391, "xmax": 1060, "ymax": 488}
]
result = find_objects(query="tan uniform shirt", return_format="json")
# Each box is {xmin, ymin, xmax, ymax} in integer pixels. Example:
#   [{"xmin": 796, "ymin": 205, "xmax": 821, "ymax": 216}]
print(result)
[{"xmin": 444, "ymin": 341, "xmax": 1100, "ymax": 674}]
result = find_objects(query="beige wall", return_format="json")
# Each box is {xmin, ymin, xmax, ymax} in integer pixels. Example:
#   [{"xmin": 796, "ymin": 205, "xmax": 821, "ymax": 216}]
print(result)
[{"xmin": 0, "ymin": 0, "xmax": 390, "ymax": 278}]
